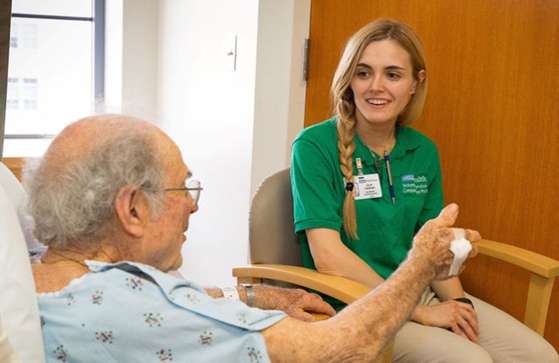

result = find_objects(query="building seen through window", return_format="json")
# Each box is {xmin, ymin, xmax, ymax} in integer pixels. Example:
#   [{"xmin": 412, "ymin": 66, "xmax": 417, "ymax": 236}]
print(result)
[{"xmin": 2, "ymin": 0, "xmax": 104, "ymax": 157}]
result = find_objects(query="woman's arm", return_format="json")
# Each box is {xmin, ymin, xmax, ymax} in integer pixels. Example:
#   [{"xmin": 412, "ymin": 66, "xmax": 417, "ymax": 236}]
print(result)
[
  {"xmin": 306, "ymin": 228, "xmax": 384, "ymax": 288},
  {"xmin": 307, "ymin": 227, "xmax": 437, "ymax": 325},
  {"xmin": 431, "ymin": 276, "xmax": 465, "ymax": 301},
  {"xmin": 307, "ymin": 227, "xmax": 479, "ymax": 341},
  {"xmin": 411, "ymin": 256, "xmax": 479, "ymax": 342}
]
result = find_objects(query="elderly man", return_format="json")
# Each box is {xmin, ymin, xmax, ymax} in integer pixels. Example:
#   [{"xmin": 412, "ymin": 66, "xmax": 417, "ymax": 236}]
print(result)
[{"xmin": 29, "ymin": 114, "xmax": 477, "ymax": 362}]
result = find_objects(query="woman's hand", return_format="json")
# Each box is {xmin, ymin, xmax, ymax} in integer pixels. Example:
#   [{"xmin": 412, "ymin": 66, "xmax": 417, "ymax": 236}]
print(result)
[
  {"xmin": 413, "ymin": 300, "xmax": 479, "ymax": 342},
  {"xmin": 253, "ymin": 285, "xmax": 336, "ymax": 322}
]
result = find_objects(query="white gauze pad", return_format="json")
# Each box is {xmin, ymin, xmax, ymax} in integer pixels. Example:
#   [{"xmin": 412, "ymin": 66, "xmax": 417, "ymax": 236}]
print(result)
[{"xmin": 448, "ymin": 228, "xmax": 472, "ymax": 276}]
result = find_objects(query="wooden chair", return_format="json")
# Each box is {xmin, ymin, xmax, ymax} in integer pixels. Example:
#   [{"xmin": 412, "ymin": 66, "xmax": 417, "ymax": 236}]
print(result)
[
  {"xmin": 233, "ymin": 168, "xmax": 393, "ymax": 362},
  {"xmin": 476, "ymin": 239, "xmax": 559, "ymax": 335},
  {"xmin": 233, "ymin": 168, "xmax": 559, "ymax": 360}
]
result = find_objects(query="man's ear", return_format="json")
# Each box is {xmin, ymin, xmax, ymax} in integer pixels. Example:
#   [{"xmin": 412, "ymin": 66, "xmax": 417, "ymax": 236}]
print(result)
[{"xmin": 114, "ymin": 186, "xmax": 148, "ymax": 238}]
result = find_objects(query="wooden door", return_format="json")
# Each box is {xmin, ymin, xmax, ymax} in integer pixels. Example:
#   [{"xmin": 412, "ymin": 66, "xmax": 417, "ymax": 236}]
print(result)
[{"xmin": 305, "ymin": 0, "xmax": 559, "ymax": 349}]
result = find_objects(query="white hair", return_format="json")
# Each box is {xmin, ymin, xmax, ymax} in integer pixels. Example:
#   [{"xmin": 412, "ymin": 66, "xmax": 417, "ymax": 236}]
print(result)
[{"xmin": 25, "ymin": 132, "xmax": 165, "ymax": 248}]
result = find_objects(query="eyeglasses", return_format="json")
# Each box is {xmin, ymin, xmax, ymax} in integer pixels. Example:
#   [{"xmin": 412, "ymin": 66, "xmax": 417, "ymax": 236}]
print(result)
[{"xmin": 164, "ymin": 179, "xmax": 203, "ymax": 205}]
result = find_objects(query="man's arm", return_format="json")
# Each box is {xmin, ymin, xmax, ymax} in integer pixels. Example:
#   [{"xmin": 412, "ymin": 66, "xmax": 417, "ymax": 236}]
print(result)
[
  {"xmin": 306, "ymin": 228, "xmax": 461, "ymax": 328},
  {"xmin": 262, "ymin": 248, "xmax": 436, "ymax": 362},
  {"xmin": 262, "ymin": 204, "xmax": 478, "ymax": 362},
  {"xmin": 204, "ymin": 285, "xmax": 336, "ymax": 321}
]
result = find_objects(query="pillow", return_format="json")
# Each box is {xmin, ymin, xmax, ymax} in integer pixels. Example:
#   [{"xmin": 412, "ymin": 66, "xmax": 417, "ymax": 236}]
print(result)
[
  {"xmin": 0, "ymin": 315, "xmax": 19, "ymax": 363},
  {"xmin": 0, "ymin": 161, "xmax": 46, "ymax": 257},
  {"xmin": 0, "ymin": 183, "xmax": 45, "ymax": 362}
]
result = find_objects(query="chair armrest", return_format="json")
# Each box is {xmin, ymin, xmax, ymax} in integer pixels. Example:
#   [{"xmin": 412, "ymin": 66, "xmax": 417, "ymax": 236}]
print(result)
[
  {"xmin": 233, "ymin": 264, "xmax": 393, "ymax": 363},
  {"xmin": 477, "ymin": 239, "xmax": 559, "ymax": 278},
  {"xmin": 233, "ymin": 264, "xmax": 369, "ymax": 304},
  {"xmin": 476, "ymin": 239, "xmax": 559, "ymax": 335}
]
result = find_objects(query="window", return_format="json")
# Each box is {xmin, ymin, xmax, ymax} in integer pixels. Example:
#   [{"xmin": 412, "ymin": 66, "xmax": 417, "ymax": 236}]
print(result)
[
  {"xmin": 22, "ymin": 78, "xmax": 38, "ymax": 111},
  {"xmin": 5, "ymin": 77, "xmax": 39, "ymax": 111},
  {"xmin": 21, "ymin": 23, "xmax": 38, "ymax": 49},
  {"xmin": 1, "ymin": 0, "xmax": 105, "ymax": 157},
  {"xmin": 6, "ymin": 78, "xmax": 19, "ymax": 110}
]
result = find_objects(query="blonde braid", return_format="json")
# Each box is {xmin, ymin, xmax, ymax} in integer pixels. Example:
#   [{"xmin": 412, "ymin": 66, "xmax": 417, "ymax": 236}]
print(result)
[{"xmin": 336, "ymin": 97, "xmax": 358, "ymax": 240}]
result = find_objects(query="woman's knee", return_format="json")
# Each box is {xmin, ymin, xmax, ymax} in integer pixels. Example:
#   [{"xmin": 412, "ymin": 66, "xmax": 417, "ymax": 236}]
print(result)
[
  {"xmin": 483, "ymin": 334, "xmax": 558, "ymax": 363},
  {"xmin": 521, "ymin": 338, "xmax": 559, "ymax": 363},
  {"xmin": 457, "ymin": 345, "xmax": 493, "ymax": 363},
  {"xmin": 394, "ymin": 331, "xmax": 493, "ymax": 363},
  {"xmin": 415, "ymin": 343, "xmax": 492, "ymax": 363}
]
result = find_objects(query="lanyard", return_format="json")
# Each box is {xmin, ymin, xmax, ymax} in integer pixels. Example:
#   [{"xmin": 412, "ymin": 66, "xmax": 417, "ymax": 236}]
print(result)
[{"xmin": 383, "ymin": 151, "xmax": 396, "ymax": 204}]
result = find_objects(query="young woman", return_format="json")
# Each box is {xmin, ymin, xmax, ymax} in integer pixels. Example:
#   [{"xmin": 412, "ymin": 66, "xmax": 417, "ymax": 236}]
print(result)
[{"xmin": 291, "ymin": 19, "xmax": 558, "ymax": 363}]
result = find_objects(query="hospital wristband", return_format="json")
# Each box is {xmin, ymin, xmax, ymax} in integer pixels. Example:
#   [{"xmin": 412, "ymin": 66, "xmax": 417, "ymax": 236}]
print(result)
[
  {"xmin": 242, "ymin": 284, "xmax": 256, "ymax": 307},
  {"xmin": 221, "ymin": 286, "xmax": 240, "ymax": 300}
]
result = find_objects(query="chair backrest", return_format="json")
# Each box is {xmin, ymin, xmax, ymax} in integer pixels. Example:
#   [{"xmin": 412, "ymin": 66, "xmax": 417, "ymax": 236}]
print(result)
[
  {"xmin": 249, "ymin": 168, "xmax": 302, "ymax": 266},
  {"xmin": 0, "ymin": 183, "xmax": 45, "ymax": 362}
]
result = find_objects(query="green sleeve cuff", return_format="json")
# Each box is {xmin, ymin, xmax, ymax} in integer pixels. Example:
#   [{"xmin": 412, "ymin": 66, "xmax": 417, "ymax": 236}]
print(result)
[{"xmin": 295, "ymin": 219, "xmax": 342, "ymax": 234}]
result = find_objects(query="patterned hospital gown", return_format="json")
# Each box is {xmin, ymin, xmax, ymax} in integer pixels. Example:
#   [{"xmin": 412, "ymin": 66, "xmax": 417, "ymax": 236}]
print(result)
[{"xmin": 38, "ymin": 260, "xmax": 286, "ymax": 363}]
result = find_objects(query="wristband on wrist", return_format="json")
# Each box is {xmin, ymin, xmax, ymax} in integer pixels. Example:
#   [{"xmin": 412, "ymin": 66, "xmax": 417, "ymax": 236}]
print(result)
[
  {"xmin": 221, "ymin": 286, "xmax": 240, "ymax": 300},
  {"xmin": 242, "ymin": 284, "xmax": 256, "ymax": 307},
  {"xmin": 453, "ymin": 297, "xmax": 474, "ymax": 309}
]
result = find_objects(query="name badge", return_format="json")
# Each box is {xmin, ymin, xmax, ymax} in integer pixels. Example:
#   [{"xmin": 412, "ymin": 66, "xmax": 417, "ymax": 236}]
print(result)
[{"xmin": 353, "ymin": 174, "xmax": 382, "ymax": 200}]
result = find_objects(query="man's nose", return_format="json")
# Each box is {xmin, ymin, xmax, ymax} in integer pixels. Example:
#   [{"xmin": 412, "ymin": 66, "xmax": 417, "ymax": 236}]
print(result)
[{"xmin": 190, "ymin": 202, "xmax": 199, "ymax": 214}]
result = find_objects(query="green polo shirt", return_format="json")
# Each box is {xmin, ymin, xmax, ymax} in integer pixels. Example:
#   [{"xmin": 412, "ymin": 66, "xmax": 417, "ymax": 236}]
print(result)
[{"xmin": 291, "ymin": 117, "xmax": 443, "ymax": 310}]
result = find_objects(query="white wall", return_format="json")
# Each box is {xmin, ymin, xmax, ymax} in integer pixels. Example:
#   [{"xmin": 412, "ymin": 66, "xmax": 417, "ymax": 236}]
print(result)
[
  {"xmin": 157, "ymin": 0, "xmax": 259, "ymax": 287},
  {"xmin": 104, "ymin": 0, "xmax": 123, "ymax": 112},
  {"xmin": 108, "ymin": 0, "xmax": 310, "ymax": 286},
  {"xmin": 250, "ymin": 0, "xmax": 310, "ymax": 195},
  {"xmin": 105, "ymin": 0, "xmax": 158, "ymax": 120},
  {"xmin": 121, "ymin": 0, "xmax": 158, "ymax": 121}
]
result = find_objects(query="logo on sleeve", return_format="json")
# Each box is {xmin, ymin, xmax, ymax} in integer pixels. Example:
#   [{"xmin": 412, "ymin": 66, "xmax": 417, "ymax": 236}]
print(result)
[{"xmin": 401, "ymin": 174, "xmax": 428, "ymax": 195}]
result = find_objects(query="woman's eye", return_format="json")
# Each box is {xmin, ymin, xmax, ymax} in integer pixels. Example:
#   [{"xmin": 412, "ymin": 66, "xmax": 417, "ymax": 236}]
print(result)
[
  {"xmin": 356, "ymin": 69, "xmax": 370, "ymax": 78},
  {"xmin": 387, "ymin": 72, "xmax": 401, "ymax": 80}
]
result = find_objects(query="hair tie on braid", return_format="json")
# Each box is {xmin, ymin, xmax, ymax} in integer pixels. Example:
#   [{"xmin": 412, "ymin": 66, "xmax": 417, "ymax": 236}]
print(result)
[{"xmin": 345, "ymin": 181, "xmax": 354, "ymax": 191}]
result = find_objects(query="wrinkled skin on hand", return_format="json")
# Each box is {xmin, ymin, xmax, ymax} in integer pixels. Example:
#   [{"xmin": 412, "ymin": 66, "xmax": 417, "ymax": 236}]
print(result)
[
  {"xmin": 255, "ymin": 285, "xmax": 336, "ymax": 321},
  {"xmin": 409, "ymin": 204, "xmax": 480, "ymax": 280}
]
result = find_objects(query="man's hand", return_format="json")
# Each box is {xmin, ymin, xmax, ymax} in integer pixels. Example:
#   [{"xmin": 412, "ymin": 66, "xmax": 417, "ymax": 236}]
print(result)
[
  {"xmin": 409, "ymin": 204, "xmax": 480, "ymax": 280},
  {"xmin": 413, "ymin": 301, "xmax": 479, "ymax": 342},
  {"xmin": 251, "ymin": 285, "xmax": 336, "ymax": 321}
]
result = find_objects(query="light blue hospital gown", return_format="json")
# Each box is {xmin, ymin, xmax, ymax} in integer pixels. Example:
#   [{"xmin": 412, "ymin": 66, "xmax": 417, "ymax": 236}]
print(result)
[{"xmin": 38, "ymin": 260, "xmax": 286, "ymax": 363}]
